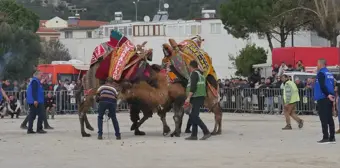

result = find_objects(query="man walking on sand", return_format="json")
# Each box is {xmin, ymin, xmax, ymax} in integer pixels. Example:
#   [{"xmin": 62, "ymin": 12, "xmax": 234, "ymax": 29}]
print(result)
[
  {"xmin": 26, "ymin": 71, "xmax": 47, "ymax": 134},
  {"xmin": 281, "ymin": 74, "xmax": 304, "ymax": 130},
  {"xmin": 314, "ymin": 59, "xmax": 336, "ymax": 144},
  {"xmin": 184, "ymin": 60, "xmax": 211, "ymax": 140}
]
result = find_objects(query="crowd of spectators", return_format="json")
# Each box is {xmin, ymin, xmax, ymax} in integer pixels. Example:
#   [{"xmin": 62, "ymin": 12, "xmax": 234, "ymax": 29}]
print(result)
[
  {"xmin": 1, "ymin": 79, "xmax": 82, "ymax": 115},
  {"xmin": 218, "ymin": 61, "xmax": 316, "ymax": 114},
  {"xmin": 0, "ymin": 60, "xmax": 315, "ymax": 116}
]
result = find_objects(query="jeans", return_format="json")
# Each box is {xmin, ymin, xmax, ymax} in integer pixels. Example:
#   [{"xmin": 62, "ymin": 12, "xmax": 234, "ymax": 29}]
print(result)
[
  {"xmin": 189, "ymin": 97, "xmax": 209, "ymax": 137},
  {"xmin": 265, "ymin": 97, "xmax": 274, "ymax": 112},
  {"xmin": 46, "ymin": 107, "xmax": 56, "ymax": 119},
  {"xmin": 28, "ymin": 103, "xmax": 44, "ymax": 131},
  {"xmin": 317, "ymin": 98, "xmax": 335, "ymax": 139},
  {"xmin": 97, "ymin": 101, "xmax": 120, "ymax": 137}
]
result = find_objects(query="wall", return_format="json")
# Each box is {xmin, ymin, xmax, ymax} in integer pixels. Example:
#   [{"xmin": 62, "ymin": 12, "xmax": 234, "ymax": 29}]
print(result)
[
  {"xmin": 60, "ymin": 30, "xmax": 94, "ymax": 39},
  {"xmin": 45, "ymin": 17, "xmax": 68, "ymax": 29},
  {"xmin": 39, "ymin": 34, "xmax": 60, "ymax": 41}
]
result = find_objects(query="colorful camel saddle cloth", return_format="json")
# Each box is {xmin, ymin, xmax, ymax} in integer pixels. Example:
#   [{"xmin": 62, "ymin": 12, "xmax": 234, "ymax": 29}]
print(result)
[
  {"xmin": 179, "ymin": 39, "xmax": 210, "ymax": 74},
  {"xmin": 165, "ymin": 39, "xmax": 219, "ymax": 97},
  {"xmin": 90, "ymin": 30, "xmax": 128, "ymax": 66},
  {"xmin": 90, "ymin": 42, "xmax": 113, "ymax": 66},
  {"xmin": 121, "ymin": 56, "xmax": 151, "ymax": 82},
  {"xmin": 177, "ymin": 39, "xmax": 218, "ymax": 81},
  {"xmin": 109, "ymin": 40, "xmax": 136, "ymax": 81}
]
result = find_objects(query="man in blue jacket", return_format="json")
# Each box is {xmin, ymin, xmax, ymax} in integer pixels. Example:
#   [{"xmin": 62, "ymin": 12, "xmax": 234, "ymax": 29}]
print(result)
[
  {"xmin": 314, "ymin": 59, "xmax": 336, "ymax": 144},
  {"xmin": 26, "ymin": 71, "xmax": 47, "ymax": 134}
]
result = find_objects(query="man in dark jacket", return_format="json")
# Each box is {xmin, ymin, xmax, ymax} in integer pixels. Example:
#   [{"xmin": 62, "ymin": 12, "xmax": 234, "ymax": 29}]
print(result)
[
  {"xmin": 314, "ymin": 59, "xmax": 336, "ymax": 144},
  {"xmin": 8, "ymin": 95, "xmax": 21, "ymax": 118},
  {"xmin": 25, "ymin": 71, "xmax": 46, "ymax": 134},
  {"xmin": 45, "ymin": 92, "xmax": 56, "ymax": 119},
  {"xmin": 20, "ymin": 76, "xmax": 54, "ymax": 130}
]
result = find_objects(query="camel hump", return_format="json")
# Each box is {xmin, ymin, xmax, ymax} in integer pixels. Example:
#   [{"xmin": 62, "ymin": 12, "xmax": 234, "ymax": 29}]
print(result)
[{"xmin": 168, "ymin": 39, "xmax": 178, "ymax": 48}]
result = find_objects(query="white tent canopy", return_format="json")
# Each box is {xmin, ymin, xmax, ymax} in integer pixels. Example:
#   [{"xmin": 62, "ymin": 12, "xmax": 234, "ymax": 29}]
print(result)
[{"xmin": 252, "ymin": 63, "xmax": 272, "ymax": 68}]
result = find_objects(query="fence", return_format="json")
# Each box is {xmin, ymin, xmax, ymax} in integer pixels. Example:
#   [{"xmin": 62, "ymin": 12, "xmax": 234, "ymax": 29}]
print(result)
[
  {"xmin": 2, "ymin": 87, "xmax": 321, "ymax": 115},
  {"xmin": 220, "ymin": 88, "xmax": 317, "ymax": 115},
  {"xmin": 2, "ymin": 90, "xmax": 130, "ymax": 115}
]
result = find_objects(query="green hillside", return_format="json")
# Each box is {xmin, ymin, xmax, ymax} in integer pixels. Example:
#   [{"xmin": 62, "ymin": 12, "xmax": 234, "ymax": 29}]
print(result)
[{"xmin": 19, "ymin": 0, "xmax": 227, "ymax": 21}]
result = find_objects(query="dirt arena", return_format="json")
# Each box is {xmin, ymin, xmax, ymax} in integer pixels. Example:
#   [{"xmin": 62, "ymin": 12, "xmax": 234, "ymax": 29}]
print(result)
[{"xmin": 0, "ymin": 113, "xmax": 339, "ymax": 168}]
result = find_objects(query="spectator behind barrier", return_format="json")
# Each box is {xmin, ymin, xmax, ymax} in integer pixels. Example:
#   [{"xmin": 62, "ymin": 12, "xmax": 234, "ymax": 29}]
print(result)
[{"xmin": 7, "ymin": 95, "xmax": 21, "ymax": 118}]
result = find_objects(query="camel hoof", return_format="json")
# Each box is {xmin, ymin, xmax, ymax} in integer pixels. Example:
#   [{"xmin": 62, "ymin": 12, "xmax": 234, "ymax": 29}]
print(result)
[
  {"xmin": 163, "ymin": 126, "xmax": 171, "ymax": 136},
  {"xmin": 170, "ymin": 132, "xmax": 180, "ymax": 137},
  {"xmin": 130, "ymin": 123, "xmax": 137, "ymax": 131},
  {"xmin": 134, "ymin": 130, "xmax": 146, "ymax": 136},
  {"xmin": 81, "ymin": 132, "xmax": 91, "ymax": 137},
  {"xmin": 211, "ymin": 131, "xmax": 221, "ymax": 136},
  {"xmin": 86, "ymin": 126, "xmax": 94, "ymax": 131}
]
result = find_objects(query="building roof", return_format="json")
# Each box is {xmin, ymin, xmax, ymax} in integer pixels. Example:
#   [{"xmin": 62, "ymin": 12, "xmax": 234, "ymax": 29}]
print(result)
[
  {"xmin": 193, "ymin": 18, "xmax": 219, "ymax": 21},
  {"xmin": 37, "ymin": 18, "xmax": 108, "ymax": 32},
  {"xmin": 75, "ymin": 20, "xmax": 108, "ymax": 27},
  {"xmin": 59, "ymin": 26, "xmax": 101, "ymax": 31},
  {"xmin": 36, "ymin": 27, "xmax": 60, "ymax": 34}
]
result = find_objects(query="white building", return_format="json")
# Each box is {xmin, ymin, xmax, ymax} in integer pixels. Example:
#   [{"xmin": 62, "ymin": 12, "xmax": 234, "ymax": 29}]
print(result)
[
  {"xmin": 59, "ymin": 10, "xmax": 333, "ymax": 78},
  {"xmin": 37, "ymin": 16, "xmax": 108, "ymax": 42}
]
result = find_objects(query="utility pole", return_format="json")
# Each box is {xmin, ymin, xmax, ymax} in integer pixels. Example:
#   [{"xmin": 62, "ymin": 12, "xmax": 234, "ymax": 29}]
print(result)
[
  {"xmin": 158, "ymin": 0, "xmax": 164, "ymax": 11},
  {"xmin": 133, "ymin": 0, "xmax": 139, "ymax": 21}
]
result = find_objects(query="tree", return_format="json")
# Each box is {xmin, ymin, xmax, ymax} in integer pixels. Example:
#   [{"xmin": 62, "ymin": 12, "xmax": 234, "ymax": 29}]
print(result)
[
  {"xmin": 0, "ymin": 0, "xmax": 40, "ymax": 32},
  {"xmin": 229, "ymin": 44, "xmax": 267, "ymax": 77},
  {"xmin": 0, "ymin": 22, "xmax": 41, "ymax": 80},
  {"xmin": 293, "ymin": 0, "xmax": 340, "ymax": 46},
  {"xmin": 19, "ymin": 0, "xmax": 229, "ymax": 21},
  {"xmin": 220, "ymin": 0, "xmax": 308, "ymax": 51},
  {"xmin": 40, "ymin": 40, "xmax": 71, "ymax": 64}
]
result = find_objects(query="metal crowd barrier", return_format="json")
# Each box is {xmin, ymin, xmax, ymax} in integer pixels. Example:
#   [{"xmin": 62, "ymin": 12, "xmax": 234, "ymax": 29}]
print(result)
[
  {"xmin": 2, "ymin": 90, "xmax": 130, "ymax": 115},
  {"xmin": 220, "ymin": 88, "xmax": 317, "ymax": 115},
  {"xmin": 2, "ymin": 87, "xmax": 319, "ymax": 115}
]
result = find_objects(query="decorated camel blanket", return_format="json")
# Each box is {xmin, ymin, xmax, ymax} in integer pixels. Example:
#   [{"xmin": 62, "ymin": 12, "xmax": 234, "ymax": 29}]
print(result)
[
  {"xmin": 90, "ymin": 30, "xmax": 137, "ymax": 81},
  {"xmin": 164, "ymin": 37, "xmax": 219, "ymax": 97}
]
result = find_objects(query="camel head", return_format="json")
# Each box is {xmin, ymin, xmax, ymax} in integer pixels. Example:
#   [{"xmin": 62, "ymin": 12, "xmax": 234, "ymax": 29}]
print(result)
[
  {"xmin": 162, "ymin": 43, "xmax": 173, "ymax": 58},
  {"xmin": 136, "ymin": 41, "xmax": 147, "ymax": 54},
  {"xmin": 135, "ymin": 41, "xmax": 153, "ymax": 61},
  {"xmin": 191, "ymin": 35, "xmax": 204, "ymax": 47}
]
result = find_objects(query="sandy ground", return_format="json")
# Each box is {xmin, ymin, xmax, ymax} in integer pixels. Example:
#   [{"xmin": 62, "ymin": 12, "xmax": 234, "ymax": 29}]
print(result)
[{"xmin": 0, "ymin": 113, "xmax": 339, "ymax": 168}]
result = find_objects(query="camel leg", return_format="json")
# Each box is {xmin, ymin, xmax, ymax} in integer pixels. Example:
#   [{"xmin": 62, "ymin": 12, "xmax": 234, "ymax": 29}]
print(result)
[
  {"xmin": 78, "ymin": 97, "xmax": 93, "ymax": 137},
  {"xmin": 170, "ymin": 105, "xmax": 184, "ymax": 137},
  {"xmin": 134, "ymin": 109, "xmax": 153, "ymax": 135},
  {"xmin": 79, "ymin": 111, "xmax": 91, "ymax": 137},
  {"xmin": 210, "ymin": 102, "xmax": 223, "ymax": 135},
  {"xmin": 129, "ymin": 104, "xmax": 146, "ymax": 136},
  {"xmin": 84, "ymin": 113, "xmax": 94, "ymax": 131},
  {"xmin": 170, "ymin": 95, "xmax": 186, "ymax": 137},
  {"xmin": 157, "ymin": 110, "xmax": 171, "ymax": 136}
]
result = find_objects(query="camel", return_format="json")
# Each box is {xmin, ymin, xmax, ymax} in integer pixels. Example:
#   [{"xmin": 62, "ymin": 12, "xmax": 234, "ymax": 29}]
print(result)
[
  {"xmin": 158, "ymin": 37, "xmax": 223, "ymax": 137},
  {"xmin": 119, "ymin": 36, "xmax": 223, "ymax": 137},
  {"xmin": 76, "ymin": 31, "xmax": 172, "ymax": 137}
]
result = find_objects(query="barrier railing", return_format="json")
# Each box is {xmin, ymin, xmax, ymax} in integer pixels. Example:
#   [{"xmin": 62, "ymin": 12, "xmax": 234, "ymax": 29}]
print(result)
[
  {"xmin": 1, "ymin": 87, "xmax": 320, "ymax": 115},
  {"xmin": 220, "ymin": 88, "xmax": 317, "ymax": 114},
  {"xmin": 2, "ymin": 90, "xmax": 130, "ymax": 115}
]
